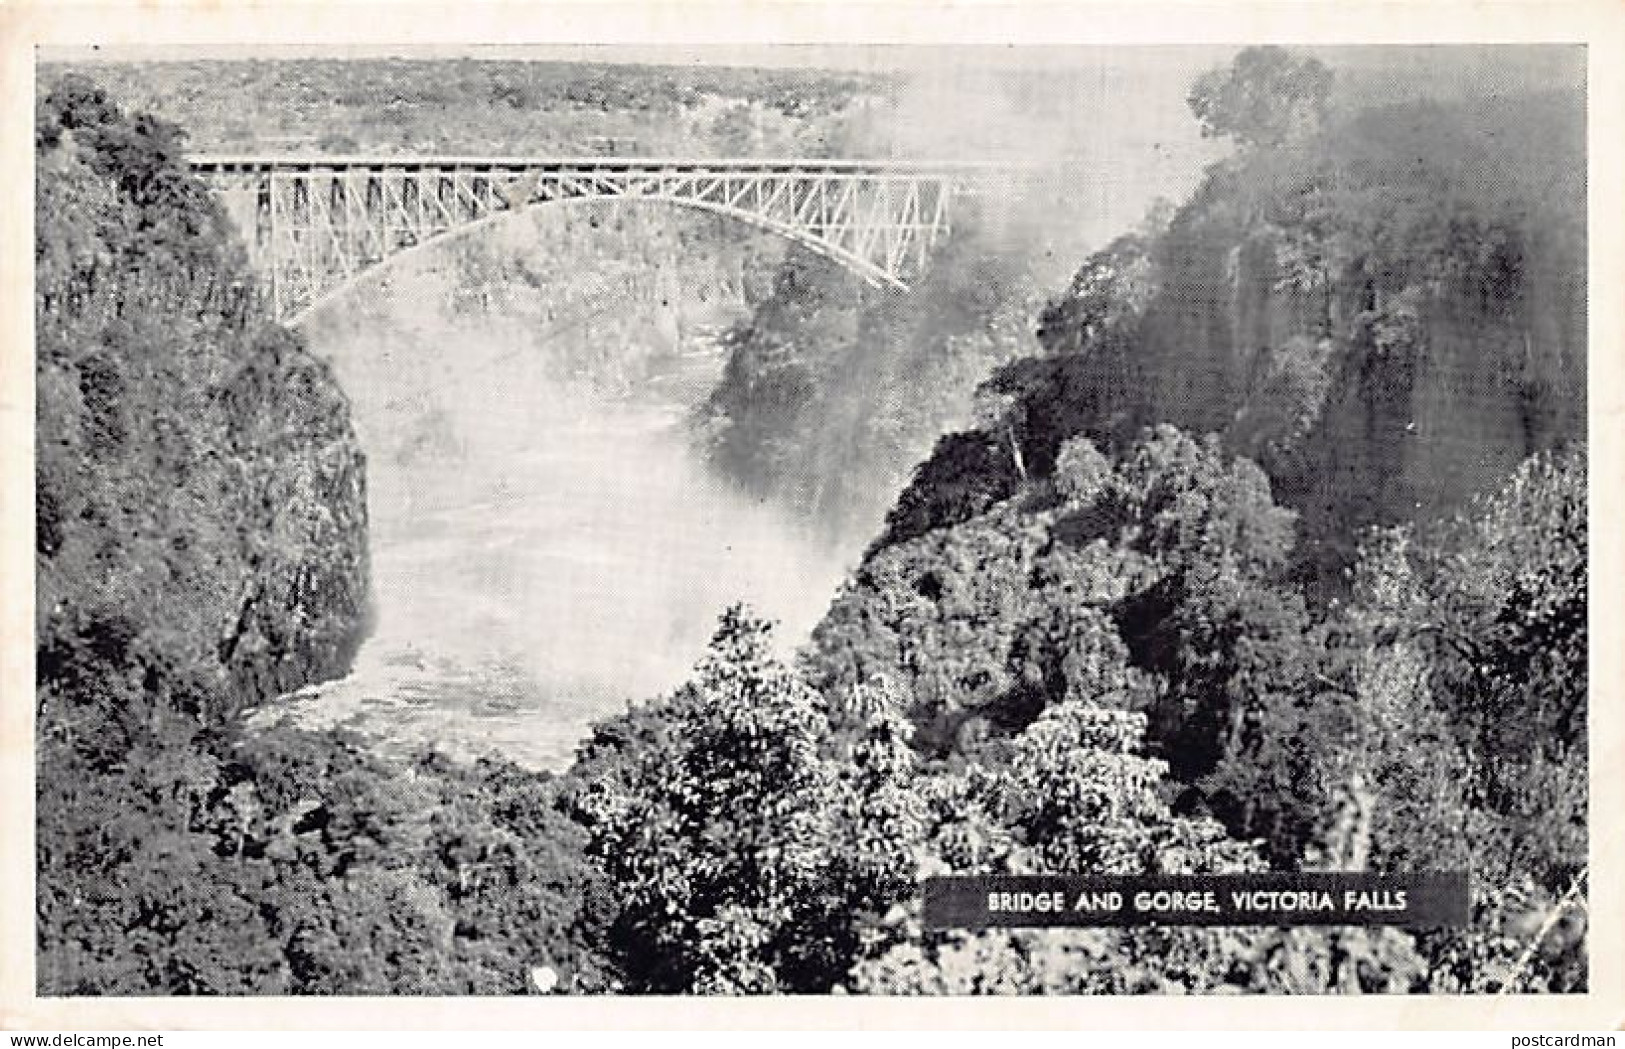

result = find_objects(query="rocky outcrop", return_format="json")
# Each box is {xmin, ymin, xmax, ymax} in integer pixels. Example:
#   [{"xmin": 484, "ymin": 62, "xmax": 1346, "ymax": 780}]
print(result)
[{"xmin": 214, "ymin": 326, "xmax": 371, "ymax": 707}]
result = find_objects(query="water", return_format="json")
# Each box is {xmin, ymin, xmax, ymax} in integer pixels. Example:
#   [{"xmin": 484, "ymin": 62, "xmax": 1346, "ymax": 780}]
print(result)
[{"xmin": 258, "ymin": 338, "xmax": 849, "ymax": 772}]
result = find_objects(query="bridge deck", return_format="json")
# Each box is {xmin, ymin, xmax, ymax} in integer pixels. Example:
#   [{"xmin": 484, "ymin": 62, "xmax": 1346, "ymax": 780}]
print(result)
[{"xmin": 187, "ymin": 154, "xmax": 1036, "ymax": 177}]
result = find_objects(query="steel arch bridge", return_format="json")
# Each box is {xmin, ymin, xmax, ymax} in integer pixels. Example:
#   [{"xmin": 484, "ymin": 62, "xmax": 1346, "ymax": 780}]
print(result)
[{"xmin": 189, "ymin": 154, "xmax": 1013, "ymax": 325}]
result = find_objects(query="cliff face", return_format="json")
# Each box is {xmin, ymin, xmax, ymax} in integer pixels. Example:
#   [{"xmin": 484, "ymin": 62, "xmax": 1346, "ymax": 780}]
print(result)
[
  {"xmin": 1147, "ymin": 91, "xmax": 1587, "ymax": 582},
  {"xmin": 35, "ymin": 74, "xmax": 370, "ymax": 728},
  {"xmin": 212, "ymin": 326, "xmax": 371, "ymax": 706},
  {"xmin": 875, "ymin": 88, "xmax": 1585, "ymax": 593},
  {"xmin": 34, "ymin": 77, "xmax": 381, "ymax": 995}
]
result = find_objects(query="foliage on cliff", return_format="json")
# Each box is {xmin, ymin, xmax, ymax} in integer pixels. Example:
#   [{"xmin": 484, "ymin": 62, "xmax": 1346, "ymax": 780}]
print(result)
[
  {"xmin": 567, "ymin": 421, "xmax": 1583, "ymax": 993},
  {"xmin": 36, "ymin": 75, "xmax": 369, "ymax": 722},
  {"xmin": 34, "ymin": 76, "xmax": 612, "ymax": 995},
  {"xmin": 777, "ymin": 48, "xmax": 1588, "ymax": 992},
  {"xmin": 40, "ymin": 722, "xmax": 613, "ymax": 993},
  {"xmin": 887, "ymin": 50, "xmax": 1583, "ymax": 590},
  {"xmin": 810, "ymin": 426, "xmax": 1307, "ymax": 773}
]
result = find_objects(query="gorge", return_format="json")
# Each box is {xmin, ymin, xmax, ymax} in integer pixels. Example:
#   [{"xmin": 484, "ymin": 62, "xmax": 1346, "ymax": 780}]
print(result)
[{"xmin": 32, "ymin": 47, "xmax": 1589, "ymax": 996}]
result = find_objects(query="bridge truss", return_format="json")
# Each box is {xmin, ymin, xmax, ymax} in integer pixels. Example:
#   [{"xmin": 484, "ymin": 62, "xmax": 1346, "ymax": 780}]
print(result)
[{"xmin": 189, "ymin": 155, "xmax": 1008, "ymax": 324}]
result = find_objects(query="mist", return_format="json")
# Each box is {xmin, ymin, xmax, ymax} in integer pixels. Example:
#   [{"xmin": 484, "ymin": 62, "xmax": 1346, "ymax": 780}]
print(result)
[
  {"xmin": 264, "ymin": 210, "xmax": 843, "ymax": 770},
  {"xmin": 872, "ymin": 49, "xmax": 1233, "ymax": 272}
]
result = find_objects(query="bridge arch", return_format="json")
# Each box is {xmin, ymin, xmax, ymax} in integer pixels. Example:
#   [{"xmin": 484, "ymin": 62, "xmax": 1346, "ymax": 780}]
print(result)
[
  {"xmin": 289, "ymin": 191, "xmax": 904, "ymax": 329},
  {"xmin": 190, "ymin": 155, "xmax": 1006, "ymax": 324}
]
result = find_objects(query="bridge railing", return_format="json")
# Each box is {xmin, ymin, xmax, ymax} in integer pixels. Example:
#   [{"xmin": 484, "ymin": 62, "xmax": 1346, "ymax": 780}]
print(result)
[{"xmin": 188, "ymin": 154, "xmax": 1036, "ymax": 174}]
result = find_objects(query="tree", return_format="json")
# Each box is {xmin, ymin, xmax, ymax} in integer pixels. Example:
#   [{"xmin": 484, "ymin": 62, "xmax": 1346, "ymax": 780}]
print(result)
[
  {"xmin": 813, "ymin": 426, "xmax": 1310, "ymax": 785},
  {"xmin": 567, "ymin": 606, "xmax": 938, "ymax": 993},
  {"xmin": 1197, "ymin": 449, "xmax": 1587, "ymax": 992},
  {"xmin": 847, "ymin": 704, "xmax": 1271, "ymax": 994},
  {"xmin": 1187, "ymin": 46, "xmax": 1333, "ymax": 149},
  {"xmin": 1422, "ymin": 447, "xmax": 1587, "ymax": 891},
  {"xmin": 572, "ymin": 607, "xmax": 844, "ymax": 992}
]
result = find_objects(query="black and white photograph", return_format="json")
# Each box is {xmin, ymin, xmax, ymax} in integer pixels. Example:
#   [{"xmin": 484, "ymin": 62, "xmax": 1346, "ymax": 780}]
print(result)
[{"xmin": 3, "ymin": 0, "xmax": 1619, "ymax": 1028}]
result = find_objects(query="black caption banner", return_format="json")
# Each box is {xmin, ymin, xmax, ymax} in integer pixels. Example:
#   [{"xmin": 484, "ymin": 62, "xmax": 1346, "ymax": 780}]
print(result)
[{"xmin": 923, "ymin": 872, "xmax": 1470, "ymax": 928}]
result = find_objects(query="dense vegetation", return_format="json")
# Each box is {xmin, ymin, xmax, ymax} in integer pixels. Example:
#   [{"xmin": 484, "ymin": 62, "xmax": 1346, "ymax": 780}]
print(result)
[
  {"xmin": 687, "ymin": 46, "xmax": 1588, "ymax": 990},
  {"xmin": 37, "ymin": 49, "xmax": 1587, "ymax": 996},
  {"xmin": 34, "ymin": 76, "xmax": 607, "ymax": 995},
  {"xmin": 37, "ymin": 58, "xmax": 889, "ymax": 158}
]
